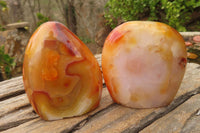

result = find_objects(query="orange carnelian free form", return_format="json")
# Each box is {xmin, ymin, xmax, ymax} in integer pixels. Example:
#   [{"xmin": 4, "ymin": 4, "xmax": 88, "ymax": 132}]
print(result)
[
  {"xmin": 23, "ymin": 22, "xmax": 102, "ymax": 120},
  {"xmin": 102, "ymin": 21, "xmax": 187, "ymax": 108}
]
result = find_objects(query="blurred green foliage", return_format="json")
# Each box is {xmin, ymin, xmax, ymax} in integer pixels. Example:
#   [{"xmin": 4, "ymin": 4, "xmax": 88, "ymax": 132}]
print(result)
[
  {"xmin": 79, "ymin": 36, "xmax": 94, "ymax": 44},
  {"xmin": 36, "ymin": 13, "xmax": 49, "ymax": 27},
  {"xmin": 0, "ymin": 0, "xmax": 7, "ymax": 8},
  {"xmin": 0, "ymin": 0, "xmax": 7, "ymax": 12},
  {"xmin": 0, "ymin": 45, "xmax": 15, "ymax": 79},
  {"xmin": 0, "ymin": 24, "xmax": 5, "ymax": 31},
  {"xmin": 0, "ymin": 0, "xmax": 7, "ymax": 32},
  {"xmin": 104, "ymin": 0, "xmax": 200, "ymax": 31}
]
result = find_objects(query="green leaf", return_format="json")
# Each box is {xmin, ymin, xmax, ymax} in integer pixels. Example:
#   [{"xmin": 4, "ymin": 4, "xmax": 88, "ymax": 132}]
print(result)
[
  {"xmin": 0, "ymin": 1, "xmax": 7, "ymax": 8},
  {"xmin": 0, "ymin": 45, "xmax": 15, "ymax": 79},
  {"xmin": 36, "ymin": 13, "xmax": 49, "ymax": 28},
  {"xmin": 104, "ymin": 0, "xmax": 200, "ymax": 31}
]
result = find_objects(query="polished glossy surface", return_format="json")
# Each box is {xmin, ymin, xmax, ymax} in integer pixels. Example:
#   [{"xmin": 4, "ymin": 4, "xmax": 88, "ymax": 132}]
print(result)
[
  {"xmin": 102, "ymin": 21, "xmax": 187, "ymax": 108},
  {"xmin": 23, "ymin": 22, "xmax": 102, "ymax": 120}
]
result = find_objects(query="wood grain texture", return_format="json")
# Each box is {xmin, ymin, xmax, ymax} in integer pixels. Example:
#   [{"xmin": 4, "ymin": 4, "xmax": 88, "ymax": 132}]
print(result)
[
  {"xmin": 177, "ymin": 63, "xmax": 200, "ymax": 97},
  {"xmin": 181, "ymin": 109, "xmax": 200, "ymax": 133},
  {"xmin": 140, "ymin": 94, "xmax": 200, "ymax": 133},
  {"xmin": 0, "ymin": 76, "xmax": 24, "ymax": 101},
  {"xmin": 0, "ymin": 106, "xmax": 38, "ymax": 132},
  {"xmin": 0, "ymin": 94, "xmax": 29, "ymax": 117}
]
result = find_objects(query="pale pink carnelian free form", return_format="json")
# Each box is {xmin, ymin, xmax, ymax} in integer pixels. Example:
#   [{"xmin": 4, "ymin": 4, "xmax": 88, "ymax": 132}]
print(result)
[
  {"xmin": 23, "ymin": 22, "xmax": 102, "ymax": 120},
  {"xmin": 102, "ymin": 21, "xmax": 187, "ymax": 108}
]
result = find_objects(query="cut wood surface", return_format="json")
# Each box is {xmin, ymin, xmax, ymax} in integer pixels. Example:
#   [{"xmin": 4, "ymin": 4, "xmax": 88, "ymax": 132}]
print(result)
[
  {"xmin": 0, "ymin": 54, "xmax": 199, "ymax": 133},
  {"xmin": 0, "ymin": 77, "xmax": 24, "ymax": 101},
  {"xmin": 140, "ymin": 94, "xmax": 200, "ymax": 133},
  {"xmin": 6, "ymin": 22, "xmax": 29, "ymax": 30}
]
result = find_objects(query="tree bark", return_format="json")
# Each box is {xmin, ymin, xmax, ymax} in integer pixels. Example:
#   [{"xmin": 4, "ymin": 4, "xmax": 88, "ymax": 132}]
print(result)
[
  {"xmin": 7, "ymin": 0, "xmax": 24, "ymax": 23},
  {"xmin": 66, "ymin": 0, "xmax": 76, "ymax": 34},
  {"xmin": 27, "ymin": 0, "xmax": 36, "ymax": 27}
]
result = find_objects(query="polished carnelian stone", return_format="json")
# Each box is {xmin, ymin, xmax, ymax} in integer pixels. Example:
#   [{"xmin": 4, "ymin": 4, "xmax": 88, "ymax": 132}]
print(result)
[
  {"xmin": 102, "ymin": 21, "xmax": 187, "ymax": 108},
  {"xmin": 23, "ymin": 22, "xmax": 102, "ymax": 120}
]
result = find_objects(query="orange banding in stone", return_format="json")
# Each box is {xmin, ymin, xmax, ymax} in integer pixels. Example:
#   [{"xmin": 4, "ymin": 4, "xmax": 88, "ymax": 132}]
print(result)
[{"xmin": 42, "ymin": 49, "xmax": 60, "ymax": 81}]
